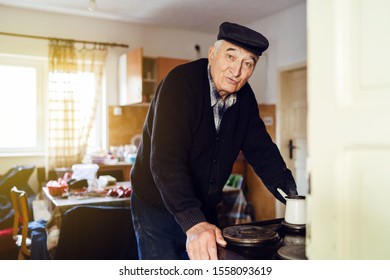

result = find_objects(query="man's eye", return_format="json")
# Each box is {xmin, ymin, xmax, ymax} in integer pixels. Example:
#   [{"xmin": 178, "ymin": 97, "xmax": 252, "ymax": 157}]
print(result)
[
  {"xmin": 227, "ymin": 54, "xmax": 235, "ymax": 61},
  {"xmin": 244, "ymin": 62, "xmax": 254, "ymax": 68}
]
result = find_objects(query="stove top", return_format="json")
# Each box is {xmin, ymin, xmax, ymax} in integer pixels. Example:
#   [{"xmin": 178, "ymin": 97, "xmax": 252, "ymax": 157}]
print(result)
[{"xmin": 221, "ymin": 218, "xmax": 307, "ymax": 260}]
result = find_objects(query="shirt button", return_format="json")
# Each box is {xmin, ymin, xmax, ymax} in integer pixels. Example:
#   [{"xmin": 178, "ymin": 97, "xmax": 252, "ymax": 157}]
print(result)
[
  {"xmin": 210, "ymin": 178, "xmax": 215, "ymax": 184},
  {"xmin": 212, "ymin": 159, "xmax": 217, "ymax": 163}
]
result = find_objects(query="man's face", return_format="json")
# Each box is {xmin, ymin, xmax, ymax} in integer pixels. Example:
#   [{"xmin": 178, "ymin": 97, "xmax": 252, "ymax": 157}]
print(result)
[{"xmin": 208, "ymin": 40, "xmax": 258, "ymax": 98}]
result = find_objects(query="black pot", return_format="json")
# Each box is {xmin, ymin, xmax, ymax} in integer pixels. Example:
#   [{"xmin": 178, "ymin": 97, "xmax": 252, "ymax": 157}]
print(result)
[{"xmin": 223, "ymin": 225, "xmax": 282, "ymax": 260}]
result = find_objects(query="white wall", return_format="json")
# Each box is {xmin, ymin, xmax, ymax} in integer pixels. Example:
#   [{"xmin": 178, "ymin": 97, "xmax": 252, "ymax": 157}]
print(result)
[{"xmin": 249, "ymin": 2, "xmax": 307, "ymax": 104}]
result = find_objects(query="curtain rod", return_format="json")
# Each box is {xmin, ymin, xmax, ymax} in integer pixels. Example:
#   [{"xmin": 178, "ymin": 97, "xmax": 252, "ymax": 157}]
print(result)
[{"xmin": 0, "ymin": 31, "xmax": 129, "ymax": 48}]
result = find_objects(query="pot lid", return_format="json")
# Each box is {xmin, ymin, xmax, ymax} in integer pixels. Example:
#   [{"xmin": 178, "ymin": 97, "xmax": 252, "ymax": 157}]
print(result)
[{"xmin": 223, "ymin": 225, "xmax": 279, "ymax": 245}]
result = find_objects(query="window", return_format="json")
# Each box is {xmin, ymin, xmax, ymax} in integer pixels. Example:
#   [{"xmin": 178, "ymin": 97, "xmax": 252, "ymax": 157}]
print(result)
[
  {"xmin": 0, "ymin": 54, "xmax": 105, "ymax": 157},
  {"xmin": 0, "ymin": 54, "xmax": 46, "ymax": 154},
  {"xmin": 47, "ymin": 71, "xmax": 103, "ymax": 159}
]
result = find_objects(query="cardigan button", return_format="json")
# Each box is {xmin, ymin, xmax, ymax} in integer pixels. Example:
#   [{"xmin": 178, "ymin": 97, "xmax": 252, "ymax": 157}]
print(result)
[
  {"xmin": 210, "ymin": 178, "xmax": 215, "ymax": 184},
  {"xmin": 212, "ymin": 159, "xmax": 217, "ymax": 163}
]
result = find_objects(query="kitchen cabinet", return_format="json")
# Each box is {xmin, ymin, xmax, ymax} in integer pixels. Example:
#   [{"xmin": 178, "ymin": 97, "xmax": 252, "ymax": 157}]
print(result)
[{"xmin": 119, "ymin": 48, "xmax": 189, "ymax": 105}]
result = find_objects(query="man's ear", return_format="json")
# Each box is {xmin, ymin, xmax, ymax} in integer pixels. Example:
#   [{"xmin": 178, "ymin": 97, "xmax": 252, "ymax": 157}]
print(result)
[{"xmin": 208, "ymin": 45, "xmax": 215, "ymax": 63}]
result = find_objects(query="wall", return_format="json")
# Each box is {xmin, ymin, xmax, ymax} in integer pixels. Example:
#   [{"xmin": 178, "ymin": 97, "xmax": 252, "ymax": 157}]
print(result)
[
  {"xmin": 108, "ymin": 105, "xmax": 148, "ymax": 146},
  {"xmin": 249, "ymin": 2, "xmax": 307, "ymax": 104}
]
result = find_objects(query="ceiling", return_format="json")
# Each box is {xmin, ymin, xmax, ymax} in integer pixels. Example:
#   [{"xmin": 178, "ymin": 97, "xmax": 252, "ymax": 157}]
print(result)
[{"xmin": 0, "ymin": 0, "xmax": 305, "ymax": 33}]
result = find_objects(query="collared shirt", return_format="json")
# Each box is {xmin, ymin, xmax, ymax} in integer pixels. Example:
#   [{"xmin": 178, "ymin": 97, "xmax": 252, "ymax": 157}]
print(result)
[{"xmin": 207, "ymin": 65, "xmax": 237, "ymax": 132}]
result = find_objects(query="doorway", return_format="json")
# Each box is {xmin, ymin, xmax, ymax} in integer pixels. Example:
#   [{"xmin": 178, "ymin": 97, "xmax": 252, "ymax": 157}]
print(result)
[{"xmin": 277, "ymin": 65, "xmax": 308, "ymax": 215}]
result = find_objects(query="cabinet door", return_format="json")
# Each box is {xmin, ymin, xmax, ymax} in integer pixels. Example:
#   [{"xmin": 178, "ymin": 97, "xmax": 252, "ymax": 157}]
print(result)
[
  {"xmin": 155, "ymin": 57, "xmax": 190, "ymax": 85},
  {"xmin": 119, "ymin": 48, "xmax": 143, "ymax": 105}
]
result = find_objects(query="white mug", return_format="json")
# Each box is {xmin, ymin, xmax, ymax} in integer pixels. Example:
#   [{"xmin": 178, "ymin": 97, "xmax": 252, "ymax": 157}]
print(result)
[{"xmin": 284, "ymin": 195, "xmax": 306, "ymax": 225}]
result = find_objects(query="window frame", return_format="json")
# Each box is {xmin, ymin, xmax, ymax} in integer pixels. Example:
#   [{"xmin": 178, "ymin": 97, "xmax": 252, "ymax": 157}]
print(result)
[{"xmin": 0, "ymin": 54, "xmax": 47, "ymax": 155}]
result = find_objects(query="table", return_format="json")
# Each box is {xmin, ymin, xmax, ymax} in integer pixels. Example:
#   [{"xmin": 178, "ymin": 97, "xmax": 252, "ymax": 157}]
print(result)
[{"xmin": 42, "ymin": 183, "xmax": 131, "ymax": 229}]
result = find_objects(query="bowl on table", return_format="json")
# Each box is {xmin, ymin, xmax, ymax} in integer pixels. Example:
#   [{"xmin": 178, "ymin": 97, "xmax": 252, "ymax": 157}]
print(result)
[{"xmin": 46, "ymin": 179, "xmax": 68, "ymax": 196}]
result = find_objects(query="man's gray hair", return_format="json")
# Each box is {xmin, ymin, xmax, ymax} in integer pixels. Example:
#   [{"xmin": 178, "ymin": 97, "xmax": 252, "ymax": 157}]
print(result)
[{"xmin": 213, "ymin": 40, "xmax": 224, "ymax": 54}]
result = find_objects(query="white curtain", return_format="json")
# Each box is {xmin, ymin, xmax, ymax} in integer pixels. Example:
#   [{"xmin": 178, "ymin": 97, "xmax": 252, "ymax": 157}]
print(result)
[{"xmin": 47, "ymin": 39, "xmax": 107, "ymax": 169}]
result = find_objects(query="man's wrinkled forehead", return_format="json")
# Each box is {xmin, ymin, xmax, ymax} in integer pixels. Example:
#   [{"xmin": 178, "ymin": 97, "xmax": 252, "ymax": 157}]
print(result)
[{"xmin": 221, "ymin": 41, "xmax": 258, "ymax": 63}]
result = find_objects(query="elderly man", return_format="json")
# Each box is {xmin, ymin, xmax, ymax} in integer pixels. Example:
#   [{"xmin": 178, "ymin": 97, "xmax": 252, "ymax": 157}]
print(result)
[{"xmin": 130, "ymin": 22, "xmax": 297, "ymax": 260}]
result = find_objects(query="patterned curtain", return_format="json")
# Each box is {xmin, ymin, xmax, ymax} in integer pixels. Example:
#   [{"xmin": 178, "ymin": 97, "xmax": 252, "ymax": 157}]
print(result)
[{"xmin": 47, "ymin": 39, "xmax": 107, "ymax": 169}]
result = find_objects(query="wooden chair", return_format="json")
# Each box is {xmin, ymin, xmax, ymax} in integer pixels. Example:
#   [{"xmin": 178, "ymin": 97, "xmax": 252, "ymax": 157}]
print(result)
[
  {"xmin": 0, "ymin": 165, "xmax": 36, "ymax": 230},
  {"xmin": 10, "ymin": 186, "xmax": 31, "ymax": 259}
]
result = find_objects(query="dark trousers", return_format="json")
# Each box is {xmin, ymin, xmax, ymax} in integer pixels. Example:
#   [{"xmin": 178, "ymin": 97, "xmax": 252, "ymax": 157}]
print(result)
[{"xmin": 130, "ymin": 192, "xmax": 188, "ymax": 260}]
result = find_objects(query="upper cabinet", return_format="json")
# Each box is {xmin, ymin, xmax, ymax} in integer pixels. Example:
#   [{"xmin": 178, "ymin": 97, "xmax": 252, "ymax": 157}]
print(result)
[{"xmin": 119, "ymin": 48, "xmax": 190, "ymax": 105}]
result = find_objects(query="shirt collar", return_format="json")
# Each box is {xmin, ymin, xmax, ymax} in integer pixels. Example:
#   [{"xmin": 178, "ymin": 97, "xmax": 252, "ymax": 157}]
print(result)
[{"xmin": 207, "ymin": 64, "xmax": 219, "ymax": 107}]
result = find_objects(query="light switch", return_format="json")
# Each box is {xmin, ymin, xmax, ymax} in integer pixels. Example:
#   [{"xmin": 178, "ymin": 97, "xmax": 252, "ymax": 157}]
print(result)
[
  {"xmin": 113, "ymin": 106, "xmax": 122, "ymax": 116},
  {"xmin": 263, "ymin": 116, "xmax": 273, "ymax": 126}
]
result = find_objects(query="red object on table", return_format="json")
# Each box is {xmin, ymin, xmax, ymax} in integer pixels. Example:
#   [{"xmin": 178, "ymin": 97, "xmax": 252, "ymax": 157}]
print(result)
[{"xmin": 46, "ymin": 179, "xmax": 68, "ymax": 196}]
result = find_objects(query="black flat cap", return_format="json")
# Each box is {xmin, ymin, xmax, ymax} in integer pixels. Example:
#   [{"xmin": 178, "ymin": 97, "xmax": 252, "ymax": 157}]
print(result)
[{"xmin": 217, "ymin": 22, "xmax": 269, "ymax": 56}]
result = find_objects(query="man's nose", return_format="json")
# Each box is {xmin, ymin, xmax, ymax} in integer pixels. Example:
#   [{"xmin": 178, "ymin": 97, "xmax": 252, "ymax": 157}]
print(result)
[{"xmin": 230, "ymin": 60, "xmax": 242, "ymax": 77}]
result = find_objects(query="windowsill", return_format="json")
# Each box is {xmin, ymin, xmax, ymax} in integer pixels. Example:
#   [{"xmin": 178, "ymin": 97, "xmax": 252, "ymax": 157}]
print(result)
[{"xmin": 0, "ymin": 152, "xmax": 46, "ymax": 158}]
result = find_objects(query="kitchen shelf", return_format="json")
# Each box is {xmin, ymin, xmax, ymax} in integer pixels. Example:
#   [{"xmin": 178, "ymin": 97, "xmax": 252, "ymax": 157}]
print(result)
[{"xmin": 119, "ymin": 48, "xmax": 190, "ymax": 105}]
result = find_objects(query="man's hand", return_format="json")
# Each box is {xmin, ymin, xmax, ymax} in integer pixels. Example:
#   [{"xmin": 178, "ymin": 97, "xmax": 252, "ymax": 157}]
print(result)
[{"xmin": 186, "ymin": 221, "xmax": 227, "ymax": 260}]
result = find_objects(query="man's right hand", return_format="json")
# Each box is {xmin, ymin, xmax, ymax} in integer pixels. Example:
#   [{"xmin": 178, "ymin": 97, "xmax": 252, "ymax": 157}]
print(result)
[{"xmin": 185, "ymin": 221, "xmax": 227, "ymax": 260}]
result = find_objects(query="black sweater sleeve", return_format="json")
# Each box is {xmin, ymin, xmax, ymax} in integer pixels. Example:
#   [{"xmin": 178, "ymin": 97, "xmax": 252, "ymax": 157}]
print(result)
[{"xmin": 241, "ymin": 90, "xmax": 298, "ymax": 203}]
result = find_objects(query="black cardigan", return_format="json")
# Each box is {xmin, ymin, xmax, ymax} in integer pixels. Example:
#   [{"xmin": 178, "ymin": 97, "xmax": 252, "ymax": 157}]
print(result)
[{"xmin": 130, "ymin": 58, "xmax": 297, "ymax": 232}]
